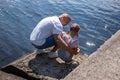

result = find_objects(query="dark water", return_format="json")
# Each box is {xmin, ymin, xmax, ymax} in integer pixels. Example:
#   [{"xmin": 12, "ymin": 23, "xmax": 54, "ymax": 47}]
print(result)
[{"xmin": 0, "ymin": 0, "xmax": 120, "ymax": 67}]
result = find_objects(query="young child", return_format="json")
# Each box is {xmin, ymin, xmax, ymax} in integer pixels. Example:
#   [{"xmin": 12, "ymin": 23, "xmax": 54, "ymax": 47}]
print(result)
[{"xmin": 49, "ymin": 23, "xmax": 80, "ymax": 63}]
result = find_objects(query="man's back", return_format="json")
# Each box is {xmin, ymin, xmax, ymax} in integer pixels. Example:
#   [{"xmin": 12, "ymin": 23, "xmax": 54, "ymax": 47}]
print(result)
[{"xmin": 30, "ymin": 16, "xmax": 63, "ymax": 46}]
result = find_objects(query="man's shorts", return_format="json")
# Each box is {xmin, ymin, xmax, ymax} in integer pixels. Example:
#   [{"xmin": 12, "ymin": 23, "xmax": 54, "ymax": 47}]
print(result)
[{"xmin": 32, "ymin": 35, "xmax": 56, "ymax": 49}]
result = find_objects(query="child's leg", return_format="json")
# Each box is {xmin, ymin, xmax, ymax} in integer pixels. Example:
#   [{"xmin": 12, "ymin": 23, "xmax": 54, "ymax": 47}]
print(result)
[{"xmin": 66, "ymin": 52, "xmax": 71, "ymax": 57}]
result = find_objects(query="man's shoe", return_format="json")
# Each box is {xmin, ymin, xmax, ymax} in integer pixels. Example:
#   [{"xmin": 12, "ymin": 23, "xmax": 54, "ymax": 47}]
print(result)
[
  {"xmin": 48, "ymin": 51, "xmax": 58, "ymax": 58},
  {"xmin": 35, "ymin": 49, "xmax": 46, "ymax": 54}
]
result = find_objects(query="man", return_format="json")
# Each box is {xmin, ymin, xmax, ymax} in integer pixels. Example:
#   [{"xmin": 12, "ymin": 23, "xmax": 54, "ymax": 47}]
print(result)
[{"xmin": 30, "ymin": 13, "xmax": 78, "ymax": 58}]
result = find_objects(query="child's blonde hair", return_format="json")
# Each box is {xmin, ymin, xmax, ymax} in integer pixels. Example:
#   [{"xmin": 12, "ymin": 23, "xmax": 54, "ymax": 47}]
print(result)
[
  {"xmin": 70, "ymin": 23, "xmax": 80, "ymax": 36},
  {"xmin": 70, "ymin": 23, "xmax": 80, "ymax": 33}
]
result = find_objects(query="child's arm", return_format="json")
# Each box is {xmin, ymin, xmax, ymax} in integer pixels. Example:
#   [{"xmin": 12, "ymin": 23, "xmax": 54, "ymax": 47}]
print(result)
[{"xmin": 70, "ymin": 40, "xmax": 80, "ymax": 55}]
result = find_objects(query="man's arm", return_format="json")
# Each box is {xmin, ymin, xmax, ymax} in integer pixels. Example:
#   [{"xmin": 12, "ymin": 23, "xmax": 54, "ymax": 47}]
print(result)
[{"xmin": 53, "ymin": 34, "xmax": 77, "ymax": 54}]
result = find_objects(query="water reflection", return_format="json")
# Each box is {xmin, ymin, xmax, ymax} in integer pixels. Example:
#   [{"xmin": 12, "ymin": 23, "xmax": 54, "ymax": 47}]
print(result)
[{"xmin": 86, "ymin": 41, "xmax": 95, "ymax": 47}]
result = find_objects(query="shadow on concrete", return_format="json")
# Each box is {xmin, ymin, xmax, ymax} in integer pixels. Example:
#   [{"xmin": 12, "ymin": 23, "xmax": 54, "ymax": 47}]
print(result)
[
  {"xmin": 28, "ymin": 53, "xmax": 79, "ymax": 79},
  {"xmin": 0, "ymin": 65, "xmax": 40, "ymax": 80}
]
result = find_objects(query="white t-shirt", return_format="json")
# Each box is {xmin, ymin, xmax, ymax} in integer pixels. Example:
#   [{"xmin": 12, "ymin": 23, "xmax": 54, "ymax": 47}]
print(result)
[{"xmin": 30, "ymin": 16, "xmax": 63, "ymax": 46}]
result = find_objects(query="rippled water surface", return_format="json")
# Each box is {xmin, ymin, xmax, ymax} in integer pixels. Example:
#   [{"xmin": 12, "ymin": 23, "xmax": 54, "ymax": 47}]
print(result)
[{"xmin": 0, "ymin": 0, "xmax": 120, "ymax": 67}]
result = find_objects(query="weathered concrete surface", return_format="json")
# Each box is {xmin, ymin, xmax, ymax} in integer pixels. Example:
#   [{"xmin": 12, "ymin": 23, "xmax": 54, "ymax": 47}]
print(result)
[
  {"xmin": 1, "ymin": 49, "xmax": 87, "ymax": 80},
  {"xmin": 0, "ymin": 70, "xmax": 26, "ymax": 80},
  {"xmin": 1, "ymin": 30, "xmax": 120, "ymax": 80},
  {"xmin": 64, "ymin": 30, "xmax": 120, "ymax": 80}
]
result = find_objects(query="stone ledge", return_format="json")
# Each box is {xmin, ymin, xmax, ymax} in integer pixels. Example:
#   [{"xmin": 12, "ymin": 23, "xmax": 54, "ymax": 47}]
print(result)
[
  {"xmin": 64, "ymin": 30, "xmax": 120, "ymax": 80},
  {"xmin": 1, "ymin": 50, "xmax": 87, "ymax": 80},
  {"xmin": 1, "ymin": 30, "xmax": 120, "ymax": 80}
]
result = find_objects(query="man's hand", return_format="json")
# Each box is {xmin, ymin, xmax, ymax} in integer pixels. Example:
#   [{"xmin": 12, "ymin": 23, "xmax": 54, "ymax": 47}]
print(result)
[
  {"xmin": 54, "ymin": 34, "xmax": 80, "ymax": 55},
  {"xmin": 68, "ymin": 48, "xmax": 80, "ymax": 55}
]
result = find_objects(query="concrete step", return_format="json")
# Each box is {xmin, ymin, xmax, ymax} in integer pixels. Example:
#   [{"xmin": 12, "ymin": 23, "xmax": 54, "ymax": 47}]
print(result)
[
  {"xmin": 64, "ymin": 30, "xmax": 120, "ymax": 80},
  {"xmin": 0, "ymin": 51, "xmax": 87, "ymax": 80}
]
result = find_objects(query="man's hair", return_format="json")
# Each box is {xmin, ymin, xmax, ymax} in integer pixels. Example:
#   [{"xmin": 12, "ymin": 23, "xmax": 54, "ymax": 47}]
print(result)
[
  {"xmin": 59, "ymin": 13, "xmax": 71, "ymax": 22},
  {"xmin": 63, "ymin": 13, "xmax": 71, "ymax": 22}
]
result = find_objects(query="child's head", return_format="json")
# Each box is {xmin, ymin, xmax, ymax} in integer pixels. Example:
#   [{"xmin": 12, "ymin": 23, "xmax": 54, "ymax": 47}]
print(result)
[{"xmin": 69, "ymin": 23, "xmax": 80, "ymax": 36}]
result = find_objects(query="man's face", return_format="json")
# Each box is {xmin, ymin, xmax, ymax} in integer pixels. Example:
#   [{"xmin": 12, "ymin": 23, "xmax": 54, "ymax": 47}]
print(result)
[{"xmin": 62, "ymin": 17, "xmax": 70, "ymax": 26}]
